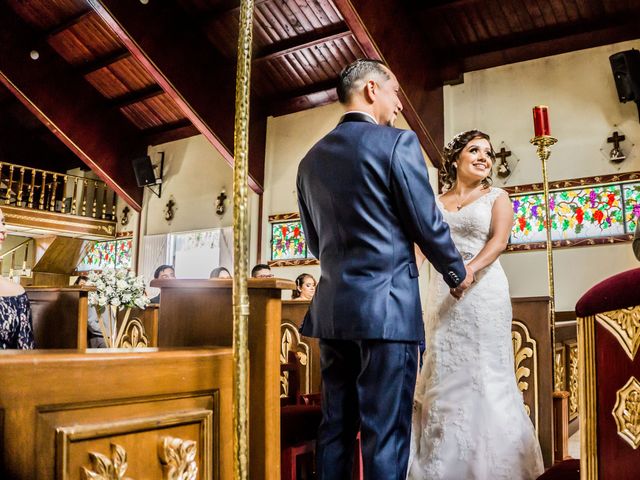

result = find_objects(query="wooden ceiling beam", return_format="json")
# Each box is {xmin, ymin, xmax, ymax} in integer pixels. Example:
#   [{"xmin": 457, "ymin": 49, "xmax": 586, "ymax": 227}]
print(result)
[
  {"xmin": 45, "ymin": 8, "xmax": 94, "ymax": 38},
  {"xmin": 457, "ymin": 17, "xmax": 640, "ymax": 75},
  {"xmin": 333, "ymin": 0, "xmax": 446, "ymax": 168},
  {"xmin": 143, "ymin": 121, "xmax": 200, "ymax": 146},
  {"xmin": 266, "ymin": 79, "xmax": 338, "ymax": 117},
  {"xmin": 90, "ymin": 0, "xmax": 267, "ymax": 193},
  {"xmin": 0, "ymin": 2, "xmax": 145, "ymax": 210},
  {"xmin": 77, "ymin": 48, "xmax": 131, "ymax": 75},
  {"xmin": 254, "ymin": 24, "xmax": 351, "ymax": 62},
  {"xmin": 111, "ymin": 85, "xmax": 164, "ymax": 109}
]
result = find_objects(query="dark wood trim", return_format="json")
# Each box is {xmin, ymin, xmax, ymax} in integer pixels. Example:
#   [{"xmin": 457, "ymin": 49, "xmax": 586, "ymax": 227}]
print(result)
[
  {"xmin": 268, "ymin": 258, "xmax": 319, "ymax": 267},
  {"xmin": 257, "ymin": 192, "xmax": 264, "ymax": 263},
  {"xmin": 506, "ymin": 233, "xmax": 633, "ymax": 252},
  {"xmin": 504, "ymin": 171, "xmax": 640, "ymax": 194},
  {"xmin": 268, "ymin": 212, "xmax": 300, "ymax": 223}
]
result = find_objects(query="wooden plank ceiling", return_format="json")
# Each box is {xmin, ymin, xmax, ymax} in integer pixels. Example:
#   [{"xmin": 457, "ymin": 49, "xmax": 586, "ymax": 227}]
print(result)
[{"xmin": 0, "ymin": 0, "xmax": 638, "ymax": 206}]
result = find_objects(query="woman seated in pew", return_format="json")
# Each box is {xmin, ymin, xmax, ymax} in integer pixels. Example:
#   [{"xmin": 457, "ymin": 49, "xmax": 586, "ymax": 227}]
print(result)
[
  {"xmin": 210, "ymin": 266, "xmax": 231, "ymax": 279},
  {"xmin": 0, "ymin": 208, "xmax": 34, "ymax": 349},
  {"xmin": 292, "ymin": 273, "xmax": 316, "ymax": 301}
]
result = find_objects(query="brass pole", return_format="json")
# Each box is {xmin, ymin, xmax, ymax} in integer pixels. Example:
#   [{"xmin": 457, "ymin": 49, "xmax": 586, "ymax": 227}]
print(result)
[
  {"xmin": 530, "ymin": 135, "xmax": 558, "ymax": 388},
  {"xmin": 233, "ymin": 0, "xmax": 254, "ymax": 478}
]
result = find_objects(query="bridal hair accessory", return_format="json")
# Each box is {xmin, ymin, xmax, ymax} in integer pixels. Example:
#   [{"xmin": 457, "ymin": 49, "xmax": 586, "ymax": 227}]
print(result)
[{"xmin": 444, "ymin": 129, "xmax": 479, "ymax": 157}]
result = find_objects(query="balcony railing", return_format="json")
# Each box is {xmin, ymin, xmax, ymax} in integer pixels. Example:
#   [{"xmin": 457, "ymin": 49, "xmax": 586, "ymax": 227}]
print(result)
[{"xmin": 0, "ymin": 162, "xmax": 117, "ymax": 220}]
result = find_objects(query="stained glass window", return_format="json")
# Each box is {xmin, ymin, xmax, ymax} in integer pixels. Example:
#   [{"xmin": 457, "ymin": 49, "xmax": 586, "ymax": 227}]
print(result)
[
  {"xmin": 510, "ymin": 182, "xmax": 639, "ymax": 244},
  {"xmin": 77, "ymin": 238, "xmax": 133, "ymax": 271},
  {"xmin": 271, "ymin": 221, "xmax": 308, "ymax": 261}
]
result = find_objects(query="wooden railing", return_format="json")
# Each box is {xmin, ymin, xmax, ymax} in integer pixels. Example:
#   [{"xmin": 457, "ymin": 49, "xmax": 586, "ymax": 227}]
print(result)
[
  {"xmin": 0, "ymin": 238, "xmax": 32, "ymax": 279},
  {"xmin": 0, "ymin": 162, "xmax": 117, "ymax": 220}
]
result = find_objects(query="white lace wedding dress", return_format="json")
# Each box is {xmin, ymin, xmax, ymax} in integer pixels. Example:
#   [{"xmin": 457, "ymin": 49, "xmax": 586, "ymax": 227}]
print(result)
[{"xmin": 407, "ymin": 187, "xmax": 544, "ymax": 480}]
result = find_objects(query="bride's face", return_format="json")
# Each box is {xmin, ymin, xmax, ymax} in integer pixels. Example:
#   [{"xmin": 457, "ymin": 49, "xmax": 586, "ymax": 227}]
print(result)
[{"xmin": 455, "ymin": 137, "xmax": 494, "ymax": 183}]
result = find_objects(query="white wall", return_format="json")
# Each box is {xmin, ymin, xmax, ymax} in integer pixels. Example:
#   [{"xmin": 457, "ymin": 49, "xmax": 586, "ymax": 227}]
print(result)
[
  {"xmin": 444, "ymin": 40, "xmax": 640, "ymax": 311},
  {"xmin": 137, "ymin": 135, "xmax": 259, "ymax": 275}
]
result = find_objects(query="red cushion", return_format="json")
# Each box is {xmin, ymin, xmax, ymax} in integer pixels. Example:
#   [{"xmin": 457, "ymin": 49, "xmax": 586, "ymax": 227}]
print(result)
[
  {"xmin": 536, "ymin": 459, "xmax": 580, "ymax": 480},
  {"xmin": 575, "ymin": 268, "xmax": 640, "ymax": 317},
  {"xmin": 281, "ymin": 404, "xmax": 322, "ymax": 446}
]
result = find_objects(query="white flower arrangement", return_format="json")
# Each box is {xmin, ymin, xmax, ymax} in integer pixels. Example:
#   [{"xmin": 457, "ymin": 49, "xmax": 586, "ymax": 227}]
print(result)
[
  {"xmin": 86, "ymin": 268, "xmax": 150, "ymax": 347},
  {"xmin": 87, "ymin": 268, "xmax": 149, "ymax": 311}
]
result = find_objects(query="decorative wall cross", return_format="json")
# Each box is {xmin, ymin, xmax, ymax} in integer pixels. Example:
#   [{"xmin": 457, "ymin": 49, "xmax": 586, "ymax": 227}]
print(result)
[
  {"xmin": 216, "ymin": 190, "xmax": 227, "ymax": 215},
  {"xmin": 607, "ymin": 131, "xmax": 626, "ymax": 149},
  {"xmin": 495, "ymin": 147, "xmax": 512, "ymax": 178},
  {"xmin": 607, "ymin": 131, "xmax": 626, "ymax": 163}
]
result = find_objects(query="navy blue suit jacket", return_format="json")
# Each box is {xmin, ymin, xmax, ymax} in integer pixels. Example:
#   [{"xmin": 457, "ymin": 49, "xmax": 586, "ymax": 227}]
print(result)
[{"xmin": 296, "ymin": 113, "xmax": 466, "ymax": 342}]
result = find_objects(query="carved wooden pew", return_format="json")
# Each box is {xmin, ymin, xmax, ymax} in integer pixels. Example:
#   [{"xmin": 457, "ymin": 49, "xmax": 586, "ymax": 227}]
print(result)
[
  {"xmin": 150, "ymin": 277, "xmax": 295, "ymax": 480},
  {"xmin": 0, "ymin": 348, "xmax": 233, "ymax": 479},
  {"xmin": 25, "ymin": 286, "xmax": 158, "ymax": 349},
  {"xmin": 281, "ymin": 299, "xmax": 321, "ymax": 396}
]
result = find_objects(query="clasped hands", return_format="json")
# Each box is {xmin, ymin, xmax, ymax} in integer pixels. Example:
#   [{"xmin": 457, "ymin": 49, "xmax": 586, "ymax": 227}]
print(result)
[{"xmin": 450, "ymin": 265, "xmax": 475, "ymax": 299}]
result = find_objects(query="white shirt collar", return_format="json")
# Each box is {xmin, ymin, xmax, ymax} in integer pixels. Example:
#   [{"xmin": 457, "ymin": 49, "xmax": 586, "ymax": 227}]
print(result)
[{"xmin": 343, "ymin": 110, "xmax": 378, "ymax": 125}]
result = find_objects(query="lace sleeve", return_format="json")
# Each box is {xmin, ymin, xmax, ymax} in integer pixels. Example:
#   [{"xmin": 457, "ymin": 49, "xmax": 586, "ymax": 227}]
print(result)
[{"xmin": 488, "ymin": 187, "xmax": 508, "ymax": 206}]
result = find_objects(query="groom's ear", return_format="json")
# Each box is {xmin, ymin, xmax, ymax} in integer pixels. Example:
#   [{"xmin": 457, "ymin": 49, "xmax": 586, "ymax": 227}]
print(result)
[{"xmin": 364, "ymin": 79, "xmax": 376, "ymax": 103}]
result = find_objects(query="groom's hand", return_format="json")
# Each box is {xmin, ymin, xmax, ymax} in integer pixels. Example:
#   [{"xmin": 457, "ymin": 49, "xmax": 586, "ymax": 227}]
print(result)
[{"xmin": 450, "ymin": 265, "xmax": 475, "ymax": 299}]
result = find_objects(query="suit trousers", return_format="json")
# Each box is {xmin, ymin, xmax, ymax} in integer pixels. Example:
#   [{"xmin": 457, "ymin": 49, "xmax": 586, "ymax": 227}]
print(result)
[{"xmin": 316, "ymin": 338, "xmax": 419, "ymax": 480}]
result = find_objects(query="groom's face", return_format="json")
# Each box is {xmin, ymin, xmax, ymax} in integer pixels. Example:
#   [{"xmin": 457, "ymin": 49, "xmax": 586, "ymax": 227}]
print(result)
[{"xmin": 374, "ymin": 69, "xmax": 403, "ymax": 127}]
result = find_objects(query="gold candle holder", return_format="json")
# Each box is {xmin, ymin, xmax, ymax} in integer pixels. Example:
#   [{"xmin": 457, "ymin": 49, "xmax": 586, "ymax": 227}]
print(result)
[
  {"xmin": 233, "ymin": 0, "xmax": 254, "ymax": 478},
  {"xmin": 530, "ymin": 134, "xmax": 559, "ymax": 390}
]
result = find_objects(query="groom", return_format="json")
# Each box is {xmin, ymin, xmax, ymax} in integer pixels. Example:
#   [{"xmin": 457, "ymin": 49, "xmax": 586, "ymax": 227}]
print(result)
[{"xmin": 296, "ymin": 58, "xmax": 473, "ymax": 479}]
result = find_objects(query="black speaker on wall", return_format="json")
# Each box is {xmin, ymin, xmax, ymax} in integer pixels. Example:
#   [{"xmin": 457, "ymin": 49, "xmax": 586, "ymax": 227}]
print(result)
[
  {"xmin": 131, "ymin": 155, "xmax": 157, "ymax": 187},
  {"xmin": 609, "ymin": 49, "xmax": 640, "ymax": 119}
]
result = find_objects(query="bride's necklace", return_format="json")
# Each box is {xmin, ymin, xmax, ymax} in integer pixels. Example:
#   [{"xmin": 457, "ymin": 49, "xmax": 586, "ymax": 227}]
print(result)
[{"xmin": 454, "ymin": 185, "xmax": 481, "ymax": 210}]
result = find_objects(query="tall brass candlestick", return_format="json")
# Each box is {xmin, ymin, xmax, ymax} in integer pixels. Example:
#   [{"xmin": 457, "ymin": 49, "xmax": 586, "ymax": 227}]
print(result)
[
  {"xmin": 530, "ymin": 134, "xmax": 558, "ymax": 389},
  {"xmin": 233, "ymin": 0, "xmax": 254, "ymax": 478}
]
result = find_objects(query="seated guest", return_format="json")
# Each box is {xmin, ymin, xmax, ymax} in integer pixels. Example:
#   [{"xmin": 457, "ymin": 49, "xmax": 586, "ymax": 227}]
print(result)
[
  {"xmin": 210, "ymin": 266, "xmax": 232, "ymax": 278},
  {"xmin": 634, "ymin": 221, "xmax": 640, "ymax": 261},
  {"xmin": 149, "ymin": 264, "xmax": 175, "ymax": 304},
  {"xmin": 74, "ymin": 275, "xmax": 89, "ymax": 286},
  {"xmin": 292, "ymin": 273, "xmax": 316, "ymax": 301},
  {"xmin": 0, "ymin": 208, "xmax": 34, "ymax": 349},
  {"xmin": 251, "ymin": 263, "xmax": 273, "ymax": 278}
]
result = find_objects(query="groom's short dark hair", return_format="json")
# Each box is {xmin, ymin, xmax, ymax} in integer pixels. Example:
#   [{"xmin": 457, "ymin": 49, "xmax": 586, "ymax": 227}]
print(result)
[{"xmin": 337, "ymin": 59, "xmax": 390, "ymax": 104}]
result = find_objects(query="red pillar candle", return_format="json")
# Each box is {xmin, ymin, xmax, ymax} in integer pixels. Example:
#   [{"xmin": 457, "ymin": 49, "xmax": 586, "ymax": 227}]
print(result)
[{"xmin": 533, "ymin": 105, "xmax": 550, "ymax": 137}]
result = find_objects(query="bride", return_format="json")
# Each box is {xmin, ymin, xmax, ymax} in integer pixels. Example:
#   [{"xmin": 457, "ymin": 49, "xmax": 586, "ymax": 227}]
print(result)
[{"xmin": 408, "ymin": 130, "xmax": 544, "ymax": 479}]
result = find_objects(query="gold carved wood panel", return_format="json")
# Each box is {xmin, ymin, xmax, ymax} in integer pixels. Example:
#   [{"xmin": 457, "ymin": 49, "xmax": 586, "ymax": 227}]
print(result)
[
  {"xmin": 56, "ymin": 410, "xmax": 212, "ymax": 479},
  {"xmin": 566, "ymin": 341, "xmax": 579, "ymax": 420},
  {"xmin": 554, "ymin": 344, "xmax": 566, "ymax": 392},
  {"xmin": 512, "ymin": 320, "xmax": 539, "ymax": 433},
  {"xmin": 280, "ymin": 322, "xmax": 311, "ymax": 398}
]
